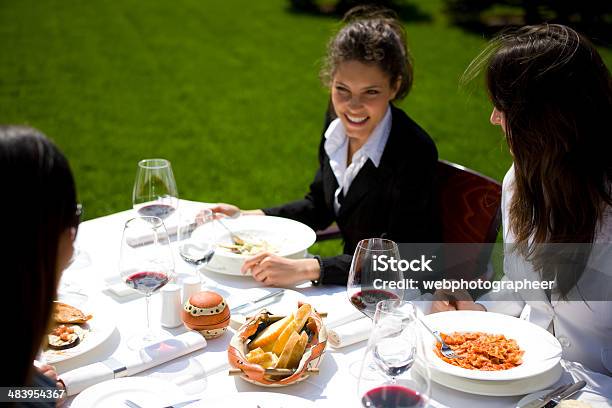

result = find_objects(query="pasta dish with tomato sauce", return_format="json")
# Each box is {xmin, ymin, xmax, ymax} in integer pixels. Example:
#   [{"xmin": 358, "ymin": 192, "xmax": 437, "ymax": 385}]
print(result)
[{"xmin": 434, "ymin": 332, "xmax": 524, "ymax": 370}]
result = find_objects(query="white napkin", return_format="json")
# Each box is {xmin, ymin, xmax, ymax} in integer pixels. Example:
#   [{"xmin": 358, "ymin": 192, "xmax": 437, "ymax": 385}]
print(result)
[
  {"xmin": 325, "ymin": 310, "xmax": 364, "ymax": 329},
  {"xmin": 125, "ymin": 220, "xmax": 183, "ymax": 247},
  {"xmin": 103, "ymin": 275, "xmax": 139, "ymax": 298},
  {"xmin": 560, "ymin": 360, "xmax": 612, "ymax": 401},
  {"xmin": 328, "ymin": 316, "xmax": 372, "ymax": 348},
  {"xmin": 60, "ymin": 331, "xmax": 206, "ymax": 396}
]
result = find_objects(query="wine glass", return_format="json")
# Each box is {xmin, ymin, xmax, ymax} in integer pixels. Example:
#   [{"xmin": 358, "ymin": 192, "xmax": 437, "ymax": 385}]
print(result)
[
  {"xmin": 348, "ymin": 238, "xmax": 405, "ymax": 319},
  {"xmin": 347, "ymin": 238, "xmax": 404, "ymax": 377},
  {"xmin": 177, "ymin": 207, "xmax": 215, "ymax": 286},
  {"xmin": 132, "ymin": 159, "xmax": 179, "ymax": 220},
  {"xmin": 57, "ymin": 203, "xmax": 89, "ymax": 305},
  {"xmin": 119, "ymin": 216, "xmax": 175, "ymax": 349},
  {"xmin": 358, "ymin": 300, "xmax": 431, "ymax": 408}
]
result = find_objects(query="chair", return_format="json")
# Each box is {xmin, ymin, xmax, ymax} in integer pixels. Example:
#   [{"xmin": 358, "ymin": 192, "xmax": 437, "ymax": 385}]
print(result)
[
  {"xmin": 435, "ymin": 160, "xmax": 502, "ymax": 283},
  {"xmin": 315, "ymin": 160, "xmax": 502, "ymax": 281},
  {"xmin": 436, "ymin": 160, "xmax": 501, "ymax": 245}
]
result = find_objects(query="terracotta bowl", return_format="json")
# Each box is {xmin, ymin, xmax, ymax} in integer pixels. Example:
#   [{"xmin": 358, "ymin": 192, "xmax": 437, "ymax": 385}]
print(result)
[{"xmin": 227, "ymin": 307, "xmax": 327, "ymax": 386}]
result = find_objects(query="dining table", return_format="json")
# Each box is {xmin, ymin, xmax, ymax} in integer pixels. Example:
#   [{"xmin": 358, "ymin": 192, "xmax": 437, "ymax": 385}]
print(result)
[{"xmin": 53, "ymin": 199, "xmax": 611, "ymax": 408}]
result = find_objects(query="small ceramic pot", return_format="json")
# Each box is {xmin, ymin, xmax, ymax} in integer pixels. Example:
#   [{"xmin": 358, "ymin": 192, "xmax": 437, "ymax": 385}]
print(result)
[{"xmin": 182, "ymin": 290, "xmax": 230, "ymax": 339}]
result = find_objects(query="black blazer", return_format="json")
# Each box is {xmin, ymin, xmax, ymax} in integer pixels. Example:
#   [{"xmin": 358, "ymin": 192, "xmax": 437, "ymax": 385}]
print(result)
[{"xmin": 263, "ymin": 105, "xmax": 440, "ymax": 285}]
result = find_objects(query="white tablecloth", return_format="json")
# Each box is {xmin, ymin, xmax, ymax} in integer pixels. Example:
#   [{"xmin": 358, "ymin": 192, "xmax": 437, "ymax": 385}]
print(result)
[{"xmin": 55, "ymin": 200, "xmax": 611, "ymax": 408}]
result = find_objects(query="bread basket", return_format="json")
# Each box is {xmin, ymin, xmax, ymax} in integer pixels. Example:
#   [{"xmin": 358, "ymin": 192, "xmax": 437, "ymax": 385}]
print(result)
[{"xmin": 227, "ymin": 305, "xmax": 327, "ymax": 386}]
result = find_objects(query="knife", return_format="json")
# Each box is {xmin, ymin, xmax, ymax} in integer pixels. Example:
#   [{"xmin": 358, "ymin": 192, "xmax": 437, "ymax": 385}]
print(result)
[
  {"xmin": 230, "ymin": 289, "xmax": 284, "ymax": 313},
  {"xmin": 544, "ymin": 380, "xmax": 587, "ymax": 408},
  {"xmin": 518, "ymin": 383, "xmax": 574, "ymax": 408}
]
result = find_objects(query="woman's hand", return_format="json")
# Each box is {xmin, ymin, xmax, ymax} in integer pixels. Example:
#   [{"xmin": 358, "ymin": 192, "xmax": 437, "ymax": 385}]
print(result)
[
  {"xmin": 430, "ymin": 289, "xmax": 486, "ymax": 314},
  {"xmin": 241, "ymin": 252, "xmax": 320, "ymax": 287},
  {"xmin": 37, "ymin": 363, "xmax": 58, "ymax": 383},
  {"xmin": 210, "ymin": 203, "xmax": 241, "ymax": 217},
  {"xmin": 208, "ymin": 203, "xmax": 264, "ymax": 217},
  {"xmin": 35, "ymin": 364, "xmax": 66, "ymax": 406}
]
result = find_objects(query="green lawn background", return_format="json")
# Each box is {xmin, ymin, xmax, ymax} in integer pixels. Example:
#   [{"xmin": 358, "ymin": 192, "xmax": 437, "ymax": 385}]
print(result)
[{"xmin": 1, "ymin": 0, "xmax": 610, "ymax": 254}]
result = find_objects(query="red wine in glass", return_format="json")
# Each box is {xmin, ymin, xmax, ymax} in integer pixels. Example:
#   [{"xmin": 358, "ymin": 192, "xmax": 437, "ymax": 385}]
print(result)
[
  {"xmin": 125, "ymin": 271, "xmax": 169, "ymax": 295},
  {"xmin": 137, "ymin": 204, "xmax": 176, "ymax": 220},
  {"xmin": 350, "ymin": 289, "xmax": 400, "ymax": 319},
  {"xmin": 132, "ymin": 159, "xmax": 179, "ymax": 221},
  {"xmin": 119, "ymin": 216, "xmax": 175, "ymax": 349},
  {"xmin": 362, "ymin": 385, "xmax": 425, "ymax": 408}
]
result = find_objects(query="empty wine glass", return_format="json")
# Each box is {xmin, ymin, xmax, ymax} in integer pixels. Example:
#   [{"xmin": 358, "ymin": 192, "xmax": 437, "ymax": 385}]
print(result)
[
  {"xmin": 119, "ymin": 216, "xmax": 175, "ymax": 349},
  {"xmin": 177, "ymin": 207, "xmax": 215, "ymax": 285},
  {"xmin": 348, "ymin": 238, "xmax": 405, "ymax": 319},
  {"xmin": 57, "ymin": 203, "xmax": 89, "ymax": 305},
  {"xmin": 132, "ymin": 159, "xmax": 179, "ymax": 220},
  {"xmin": 359, "ymin": 300, "xmax": 431, "ymax": 408}
]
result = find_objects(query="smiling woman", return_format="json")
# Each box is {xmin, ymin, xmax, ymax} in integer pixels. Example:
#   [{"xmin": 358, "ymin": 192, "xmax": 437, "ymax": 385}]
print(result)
[
  {"xmin": 212, "ymin": 5, "xmax": 441, "ymax": 287},
  {"xmin": 331, "ymin": 60, "xmax": 399, "ymax": 158}
]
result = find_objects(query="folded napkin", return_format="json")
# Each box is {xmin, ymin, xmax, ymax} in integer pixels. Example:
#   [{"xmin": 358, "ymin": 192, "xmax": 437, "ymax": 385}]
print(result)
[
  {"xmin": 60, "ymin": 331, "xmax": 206, "ymax": 396},
  {"xmin": 103, "ymin": 275, "xmax": 139, "ymax": 298},
  {"xmin": 328, "ymin": 316, "xmax": 372, "ymax": 348},
  {"xmin": 125, "ymin": 219, "xmax": 187, "ymax": 248},
  {"xmin": 325, "ymin": 310, "xmax": 365, "ymax": 329}
]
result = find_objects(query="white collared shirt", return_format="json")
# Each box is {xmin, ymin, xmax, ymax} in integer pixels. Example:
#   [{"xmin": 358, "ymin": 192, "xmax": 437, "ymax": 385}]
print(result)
[{"xmin": 324, "ymin": 106, "xmax": 392, "ymax": 213}]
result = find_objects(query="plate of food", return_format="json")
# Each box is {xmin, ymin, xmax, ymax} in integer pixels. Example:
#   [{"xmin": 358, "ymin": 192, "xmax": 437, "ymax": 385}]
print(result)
[
  {"xmin": 191, "ymin": 215, "xmax": 316, "ymax": 276},
  {"xmin": 420, "ymin": 360, "xmax": 562, "ymax": 396},
  {"xmin": 42, "ymin": 297, "xmax": 116, "ymax": 364},
  {"xmin": 419, "ymin": 311, "xmax": 562, "ymax": 382}
]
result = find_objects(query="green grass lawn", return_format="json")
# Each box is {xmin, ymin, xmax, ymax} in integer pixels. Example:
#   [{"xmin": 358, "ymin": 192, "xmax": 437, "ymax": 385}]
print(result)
[{"xmin": 1, "ymin": 0, "xmax": 611, "ymax": 257}]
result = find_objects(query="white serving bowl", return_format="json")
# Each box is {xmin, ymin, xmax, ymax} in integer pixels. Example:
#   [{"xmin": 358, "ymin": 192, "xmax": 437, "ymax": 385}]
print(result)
[{"xmin": 191, "ymin": 215, "xmax": 316, "ymax": 276}]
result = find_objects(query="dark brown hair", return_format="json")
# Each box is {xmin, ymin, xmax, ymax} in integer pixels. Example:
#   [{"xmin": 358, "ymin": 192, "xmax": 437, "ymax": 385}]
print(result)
[
  {"xmin": 465, "ymin": 24, "xmax": 612, "ymax": 295},
  {"xmin": 321, "ymin": 5, "xmax": 413, "ymax": 101},
  {"xmin": 0, "ymin": 126, "xmax": 77, "ymax": 386}
]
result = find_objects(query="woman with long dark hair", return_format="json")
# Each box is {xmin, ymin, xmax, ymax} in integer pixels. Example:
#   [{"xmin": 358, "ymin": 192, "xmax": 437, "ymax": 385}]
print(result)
[
  {"xmin": 432, "ymin": 24, "xmax": 612, "ymax": 375},
  {"xmin": 0, "ymin": 126, "xmax": 78, "ymax": 403}
]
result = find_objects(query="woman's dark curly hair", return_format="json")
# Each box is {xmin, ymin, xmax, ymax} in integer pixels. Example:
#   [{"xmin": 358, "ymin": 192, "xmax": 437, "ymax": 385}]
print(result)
[{"xmin": 320, "ymin": 6, "xmax": 413, "ymax": 101}]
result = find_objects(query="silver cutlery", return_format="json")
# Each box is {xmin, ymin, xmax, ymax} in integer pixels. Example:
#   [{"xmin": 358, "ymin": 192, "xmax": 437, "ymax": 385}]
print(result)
[
  {"xmin": 417, "ymin": 318, "xmax": 463, "ymax": 359},
  {"xmin": 518, "ymin": 381, "xmax": 586, "ymax": 408},
  {"xmin": 125, "ymin": 397, "xmax": 201, "ymax": 408},
  {"xmin": 230, "ymin": 289, "xmax": 284, "ymax": 313},
  {"xmin": 213, "ymin": 212, "xmax": 246, "ymax": 246},
  {"xmin": 519, "ymin": 383, "xmax": 573, "ymax": 408},
  {"xmin": 544, "ymin": 380, "xmax": 587, "ymax": 408}
]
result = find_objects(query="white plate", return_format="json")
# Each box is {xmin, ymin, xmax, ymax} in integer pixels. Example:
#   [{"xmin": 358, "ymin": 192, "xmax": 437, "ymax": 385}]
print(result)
[
  {"xmin": 421, "ymin": 311, "xmax": 562, "ymax": 382},
  {"xmin": 418, "ymin": 361, "xmax": 562, "ymax": 397},
  {"xmin": 70, "ymin": 377, "xmax": 184, "ymax": 408},
  {"xmin": 516, "ymin": 387, "xmax": 612, "ymax": 407},
  {"xmin": 192, "ymin": 216, "xmax": 316, "ymax": 276},
  {"xmin": 185, "ymin": 391, "xmax": 315, "ymax": 407},
  {"xmin": 42, "ymin": 297, "xmax": 116, "ymax": 364}
]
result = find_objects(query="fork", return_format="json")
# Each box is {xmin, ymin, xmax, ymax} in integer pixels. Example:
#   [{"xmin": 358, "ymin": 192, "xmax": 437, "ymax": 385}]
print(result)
[
  {"xmin": 418, "ymin": 318, "xmax": 464, "ymax": 359},
  {"xmin": 213, "ymin": 212, "xmax": 246, "ymax": 246}
]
